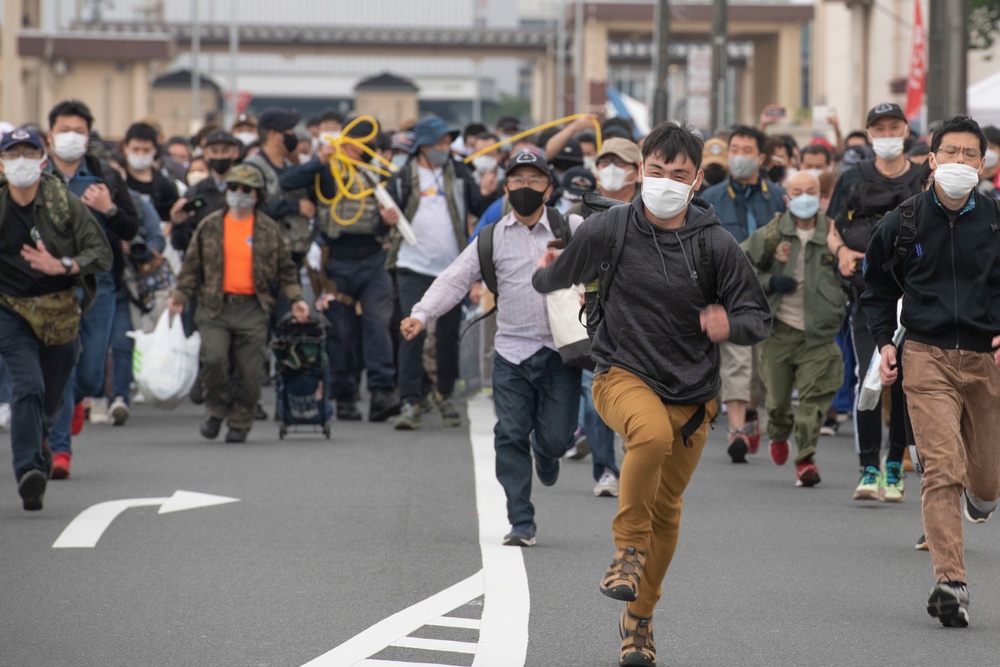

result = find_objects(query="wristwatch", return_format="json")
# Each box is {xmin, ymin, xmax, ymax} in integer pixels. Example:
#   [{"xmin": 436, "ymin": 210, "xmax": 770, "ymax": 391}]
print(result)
[
  {"xmin": 105, "ymin": 204, "xmax": 118, "ymax": 218},
  {"xmin": 61, "ymin": 257, "xmax": 74, "ymax": 274}
]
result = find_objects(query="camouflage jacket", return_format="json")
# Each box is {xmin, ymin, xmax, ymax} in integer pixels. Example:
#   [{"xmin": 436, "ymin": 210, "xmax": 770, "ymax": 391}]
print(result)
[
  {"xmin": 170, "ymin": 208, "xmax": 303, "ymax": 318},
  {"xmin": 0, "ymin": 171, "xmax": 113, "ymax": 312}
]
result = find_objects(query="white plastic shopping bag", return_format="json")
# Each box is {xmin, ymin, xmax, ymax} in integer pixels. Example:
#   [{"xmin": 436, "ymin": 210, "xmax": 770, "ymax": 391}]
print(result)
[
  {"xmin": 127, "ymin": 311, "xmax": 201, "ymax": 408},
  {"xmin": 857, "ymin": 304, "xmax": 905, "ymax": 412}
]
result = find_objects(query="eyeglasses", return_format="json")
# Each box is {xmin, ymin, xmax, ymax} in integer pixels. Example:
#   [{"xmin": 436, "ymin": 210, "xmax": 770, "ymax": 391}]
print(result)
[
  {"xmin": 1, "ymin": 147, "xmax": 43, "ymax": 160},
  {"xmin": 936, "ymin": 145, "xmax": 982, "ymax": 161},
  {"xmin": 507, "ymin": 176, "xmax": 549, "ymax": 189},
  {"xmin": 596, "ymin": 156, "xmax": 634, "ymax": 169},
  {"xmin": 227, "ymin": 183, "xmax": 255, "ymax": 193}
]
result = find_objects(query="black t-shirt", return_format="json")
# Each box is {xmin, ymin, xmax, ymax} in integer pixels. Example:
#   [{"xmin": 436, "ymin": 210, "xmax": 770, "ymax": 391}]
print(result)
[
  {"xmin": 0, "ymin": 201, "xmax": 76, "ymax": 297},
  {"xmin": 127, "ymin": 171, "xmax": 179, "ymax": 222}
]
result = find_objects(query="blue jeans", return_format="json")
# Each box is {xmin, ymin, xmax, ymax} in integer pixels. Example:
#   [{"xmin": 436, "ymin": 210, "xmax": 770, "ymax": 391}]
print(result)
[
  {"xmin": 832, "ymin": 307, "xmax": 856, "ymax": 414},
  {"xmin": 48, "ymin": 272, "xmax": 117, "ymax": 455},
  {"xmin": 110, "ymin": 291, "xmax": 134, "ymax": 404},
  {"xmin": 0, "ymin": 307, "xmax": 79, "ymax": 480},
  {"xmin": 582, "ymin": 369, "xmax": 619, "ymax": 481},
  {"xmin": 0, "ymin": 355, "xmax": 12, "ymax": 403},
  {"xmin": 323, "ymin": 250, "xmax": 396, "ymax": 397},
  {"xmin": 492, "ymin": 348, "xmax": 581, "ymax": 526}
]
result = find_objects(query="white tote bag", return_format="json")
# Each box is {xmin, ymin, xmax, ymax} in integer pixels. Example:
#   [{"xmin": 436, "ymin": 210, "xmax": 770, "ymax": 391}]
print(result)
[{"xmin": 546, "ymin": 286, "xmax": 593, "ymax": 369}]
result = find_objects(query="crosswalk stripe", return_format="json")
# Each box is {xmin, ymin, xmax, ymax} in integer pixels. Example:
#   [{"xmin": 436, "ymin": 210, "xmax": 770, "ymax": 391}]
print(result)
[
  {"xmin": 389, "ymin": 637, "xmax": 478, "ymax": 654},
  {"xmin": 426, "ymin": 616, "xmax": 481, "ymax": 630},
  {"xmin": 359, "ymin": 660, "xmax": 462, "ymax": 667}
]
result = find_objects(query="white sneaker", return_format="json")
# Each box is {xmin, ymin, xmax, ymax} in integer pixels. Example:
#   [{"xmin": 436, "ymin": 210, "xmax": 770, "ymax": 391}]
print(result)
[
  {"xmin": 0, "ymin": 403, "xmax": 10, "ymax": 429},
  {"xmin": 89, "ymin": 397, "xmax": 110, "ymax": 424},
  {"xmin": 594, "ymin": 470, "xmax": 620, "ymax": 497},
  {"xmin": 109, "ymin": 396, "xmax": 130, "ymax": 426}
]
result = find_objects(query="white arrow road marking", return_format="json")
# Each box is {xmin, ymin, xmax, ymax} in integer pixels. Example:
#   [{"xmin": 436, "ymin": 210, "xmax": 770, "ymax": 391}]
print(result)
[
  {"xmin": 301, "ymin": 393, "xmax": 530, "ymax": 666},
  {"xmin": 52, "ymin": 490, "xmax": 239, "ymax": 549}
]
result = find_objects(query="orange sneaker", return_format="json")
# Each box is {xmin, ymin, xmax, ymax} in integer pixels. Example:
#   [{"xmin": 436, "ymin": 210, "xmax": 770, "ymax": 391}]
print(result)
[
  {"xmin": 71, "ymin": 401, "xmax": 86, "ymax": 436},
  {"xmin": 51, "ymin": 452, "xmax": 71, "ymax": 480}
]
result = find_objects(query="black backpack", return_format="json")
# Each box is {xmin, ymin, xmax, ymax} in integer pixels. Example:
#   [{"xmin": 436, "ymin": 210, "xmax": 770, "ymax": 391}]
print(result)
[
  {"xmin": 582, "ymin": 193, "xmax": 718, "ymax": 340},
  {"xmin": 836, "ymin": 160, "xmax": 923, "ymax": 294}
]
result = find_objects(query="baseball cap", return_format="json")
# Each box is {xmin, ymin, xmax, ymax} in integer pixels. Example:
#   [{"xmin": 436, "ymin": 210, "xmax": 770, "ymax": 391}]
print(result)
[
  {"xmin": 391, "ymin": 131, "xmax": 416, "ymax": 153},
  {"xmin": 226, "ymin": 163, "xmax": 264, "ymax": 190},
  {"xmin": 561, "ymin": 166, "xmax": 597, "ymax": 196},
  {"xmin": 0, "ymin": 127, "xmax": 45, "ymax": 154},
  {"xmin": 866, "ymin": 103, "xmax": 907, "ymax": 127},
  {"xmin": 257, "ymin": 107, "xmax": 301, "ymax": 132},
  {"xmin": 701, "ymin": 137, "xmax": 727, "ymax": 169},
  {"xmin": 204, "ymin": 129, "xmax": 242, "ymax": 147},
  {"xmin": 232, "ymin": 113, "xmax": 257, "ymax": 129},
  {"xmin": 505, "ymin": 147, "xmax": 551, "ymax": 181},
  {"xmin": 597, "ymin": 137, "xmax": 642, "ymax": 167}
]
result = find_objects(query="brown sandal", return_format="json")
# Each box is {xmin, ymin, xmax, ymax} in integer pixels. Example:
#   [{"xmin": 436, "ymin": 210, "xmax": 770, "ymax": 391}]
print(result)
[
  {"xmin": 619, "ymin": 608, "xmax": 656, "ymax": 666},
  {"xmin": 600, "ymin": 546, "xmax": 646, "ymax": 601}
]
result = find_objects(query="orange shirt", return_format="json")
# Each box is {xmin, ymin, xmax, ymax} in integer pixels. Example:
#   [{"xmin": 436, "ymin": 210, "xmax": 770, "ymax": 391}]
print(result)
[{"xmin": 222, "ymin": 213, "xmax": 256, "ymax": 295}]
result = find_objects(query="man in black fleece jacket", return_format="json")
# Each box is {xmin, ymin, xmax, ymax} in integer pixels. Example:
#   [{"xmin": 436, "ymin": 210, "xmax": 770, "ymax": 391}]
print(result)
[
  {"xmin": 533, "ymin": 123, "xmax": 771, "ymax": 667},
  {"xmin": 862, "ymin": 115, "xmax": 1000, "ymax": 629}
]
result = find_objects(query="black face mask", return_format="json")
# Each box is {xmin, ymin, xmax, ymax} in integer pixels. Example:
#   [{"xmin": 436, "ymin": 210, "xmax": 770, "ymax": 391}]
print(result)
[
  {"xmin": 283, "ymin": 132, "xmax": 299, "ymax": 153},
  {"xmin": 209, "ymin": 158, "xmax": 233, "ymax": 175},
  {"xmin": 702, "ymin": 164, "xmax": 728, "ymax": 188},
  {"xmin": 508, "ymin": 187, "xmax": 546, "ymax": 217},
  {"xmin": 767, "ymin": 165, "xmax": 785, "ymax": 183}
]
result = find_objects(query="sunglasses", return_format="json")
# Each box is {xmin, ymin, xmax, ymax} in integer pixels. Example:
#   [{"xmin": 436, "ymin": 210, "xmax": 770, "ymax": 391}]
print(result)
[{"xmin": 226, "ymin": 183, "xmax": 255, "ymax": 193}]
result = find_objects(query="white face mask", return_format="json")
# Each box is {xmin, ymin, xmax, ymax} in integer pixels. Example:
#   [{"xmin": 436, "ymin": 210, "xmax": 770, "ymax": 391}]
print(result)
[
  {"xmin": 186, "ymin": 171, "xmax": 209, "ymax": 186},
  {"xmin": 583, "ymin": 156, "xmax": 596, "ymax": 171},
  {"xmin": 986, "ymin": 148, "xmax": 1000, "ymax": 170},
  {"xmin": 472, "ymin": 155, "xmax": 498, "ymax": 175},
  {"xmin": 53, "ymin": 132, "xmax": 88, "ymax": 161},
  {"xmin": 3, "ymin": 157, "xmax": 45, "ymax": 189},
  {"xmin": 804, "ymin": 168, "xmax": 825, "ymax": 180},
  {"xmin": 300, "ymin": 153, "xmax": 314, "ymax": 165},
  {"xmin": 598, "ymin": 164, "xmax": 633, "ymax": 192},
  {"xmin": 641, "ymin": 174, "xmax": 698, "ymax": 220},
  {"xmin": 869, "ymin": 133, "xmax": 906, "ymax": 160},
  {"xmin": 127, "ymin": 152, "xmax": 155, "ymax": 171},
  {"xmin": 235, "ymin": 132, "xmax": 258, "ymax": 147},
  {"xmin": 932, "ymin": 159, "xmax": 981, "ymax": 199}
]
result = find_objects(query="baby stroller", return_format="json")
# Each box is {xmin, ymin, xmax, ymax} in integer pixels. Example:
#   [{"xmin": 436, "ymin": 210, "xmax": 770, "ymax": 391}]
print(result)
[{"xmin": 271, "ymin": 313, "xmax": 333, "ymax": 439}]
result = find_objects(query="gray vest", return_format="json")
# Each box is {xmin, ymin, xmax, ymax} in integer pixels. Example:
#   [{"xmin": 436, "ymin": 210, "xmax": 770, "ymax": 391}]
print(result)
[
  {"xmin": 246, "ymin": 153, "xmax": 316, "ymax": 255},
  {"xmin": 317, "ymin": 170, "xmax": 382, "ymax": 240}
]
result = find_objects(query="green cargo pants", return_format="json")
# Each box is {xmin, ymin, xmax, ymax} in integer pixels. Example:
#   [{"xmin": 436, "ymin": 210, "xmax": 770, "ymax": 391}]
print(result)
[{"xmin": 759, "ymin": 320, "xmax": 844, "ymax": 464}]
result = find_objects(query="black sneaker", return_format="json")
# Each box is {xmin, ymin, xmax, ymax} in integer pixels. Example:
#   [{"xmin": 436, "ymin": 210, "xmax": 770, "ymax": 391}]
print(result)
[
  {"xmin": 915, "ymin": 533, "xmax": 929, "ymax": 551},
  {"xmin": 225, "ymin": 428, "xmax": 249, "ymax": 443},
  {"xmin": 962, "ymin": 490, "xmax": 996, "ymax": 524},
  {"xmin": 503, "ymin": 522, "xmax": 536, "ymax": 547},
  {"xmin": 337, "ymin": 400, "xmax": 363, "ymax": 421},
  {"xmin": 927, "ymin": 582, "xmax": 970, "ymax": 627},
  {"xmin": 200, "ymin": 416, "xmax": 223, "ymax": 440},
  {"xmin": 254, "ymin": 404, "xmax": 268, "ymax": 421},
  {"xmin": 18, "ymin": 469, "xmax": 47, "ymax": 511},
  {"xmin": 727, "ymin": 434, "xmax": 749, "ymax": 463},
  {"xmin": 819, "ymin": 418, "xmax": 839, "ymax": 437},
  {"xmin": 368, "ymin": 389, "xmax": 400, "ymax": 422},
  {"xmin": 535, "ymin": 454, "xmax": 560, "ymax": 486}
]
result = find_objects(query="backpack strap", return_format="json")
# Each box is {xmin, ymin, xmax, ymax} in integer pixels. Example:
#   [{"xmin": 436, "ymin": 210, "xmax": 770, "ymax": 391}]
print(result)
[
  {"xmin": 597, "ymin": 204, "xmax": 631, "ymax": 306},
  {"xmin": 881, "ymin": 197, "xmax": 917, "ymax": 291},
  {"xmin": 545, "ymin": 206, "xmax": 572, "ymax": 245},
  {"xmin": 476, "ymin": 221, "xmax": 499, "ymax": 305},
  {"xmin": 691, "ymin": 228, "xmax": 718, "ymax": 305}
]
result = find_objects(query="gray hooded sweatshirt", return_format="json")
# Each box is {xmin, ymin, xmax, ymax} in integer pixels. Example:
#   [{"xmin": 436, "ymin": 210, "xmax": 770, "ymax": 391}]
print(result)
[{"xmin": 533, "ymin": 196, "xmax": 772, "ymax": 405}]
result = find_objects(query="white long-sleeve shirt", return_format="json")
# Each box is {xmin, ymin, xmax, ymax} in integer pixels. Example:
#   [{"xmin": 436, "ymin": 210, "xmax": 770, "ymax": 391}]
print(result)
[{"xmin": 411, "ymin": 210, "xmax": 580, "ymax": 364}]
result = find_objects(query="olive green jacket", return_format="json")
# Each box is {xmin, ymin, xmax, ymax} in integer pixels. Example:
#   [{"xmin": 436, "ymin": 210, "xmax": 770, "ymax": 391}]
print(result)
[
  {"xmin": 0, "ymin": 172, "xmax": 112, "ymax": 312},
  {"xmin": 741, "ymin": 210, "xmax": 847, "ymax": 348},
  {"xmin": 170, "ymin": 208, "xmax": 303, "ymax": 318}
]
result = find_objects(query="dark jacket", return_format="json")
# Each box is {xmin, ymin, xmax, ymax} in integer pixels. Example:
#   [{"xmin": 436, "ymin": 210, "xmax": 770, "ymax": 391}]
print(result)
[
  {"xmin": 0, "ymin": 172, "xmax": 113, "ymax": 311},
  {"xmin": 171, "ymin": 174, "xmax": 227, "ymax": 252},
  {"xmin": 532, "ymin": 197, "xmax": 773, "ymax": 405},
  {"xmin": 170, "ymin": 207, "xmax": 303, "ymax": 318},
  {"xmin": 700, "ymin": 176, "xmax": 786, "ymax": 243},
  {"xmin": 862, "ymin": 188, "xmax": 1000, "ymax": 354}
]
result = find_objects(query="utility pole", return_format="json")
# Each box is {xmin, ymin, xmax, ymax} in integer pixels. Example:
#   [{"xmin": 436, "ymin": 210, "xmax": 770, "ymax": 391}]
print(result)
[
  {"xmin": 926, "ymin": 0, "xmax": 967, "ymax": 122},
  {"xmin": 191, "ymin": 0, "xmax": 201, "ymax": 132},
  {"xmin": 574, "ymin": 0, "xmax": 584, "ymax": 114},
  {"xmin": 652, "ymin": 0, "xmax": 671, "ymax": 125},
  {"xmin": 556, "ymin": 0, "xmax": 566, "ymax": 118},
  {"xmin": 710, "ymin": 0, "xmax": 727, "ymax": 132},
  {"xmin": 227, "ymin": 1, "xmax": 240, "ymax": 129}
]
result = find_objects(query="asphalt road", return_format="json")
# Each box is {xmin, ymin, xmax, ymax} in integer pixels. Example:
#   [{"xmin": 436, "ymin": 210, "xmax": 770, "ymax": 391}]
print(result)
[{"xmin": 2, "ymin": 389, "xmax": 1000, "ymax": 667}]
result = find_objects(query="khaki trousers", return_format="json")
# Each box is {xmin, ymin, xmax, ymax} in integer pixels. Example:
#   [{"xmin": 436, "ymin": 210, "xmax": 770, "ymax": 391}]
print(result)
[
  {"xmin": 903, "ymin": 341, "xmax": 1000, "ymax": 584},
  {"xmin": 592, "ymin": 366, "xmax": 715, "ymax": 617}
]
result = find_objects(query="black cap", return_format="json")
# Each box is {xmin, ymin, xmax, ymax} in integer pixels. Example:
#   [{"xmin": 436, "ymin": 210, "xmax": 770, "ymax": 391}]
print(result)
[
  {"xmin": 496, "ymin": 115, "xmax": 523, "ymax": 133},
  {"xmin": 561, "ymin": 166, "xmax": 597, "ymax": 196},
  {"xmin": 866, "ymin": 103, "xmax": 907, "ymax": 127},
  {"xmin": 204, "ymin": 129, "xmax": 241, "ymax": 147},
  {"xmin": 344, "ymin": 119, "xmax": 376, "ymax": 139},
  {"xmin": 257, "ymin": 107, "xmax": 301, "ymax": 132},
  {"xmin": 552, "ymin": 139, "xmax": 584, "ymax": 167},
  {"xmin": 505, "ymin": 147, "xmax": 551, "ymax": 180}
]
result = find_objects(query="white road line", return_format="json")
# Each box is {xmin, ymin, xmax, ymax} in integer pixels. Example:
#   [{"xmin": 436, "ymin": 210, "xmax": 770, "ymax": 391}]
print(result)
[
  {"xmin": 426, "ymin": 616, "xmax": 481, "ymax": 630},
  {"xmin": 53, "ymin": 498, "xmax": 165, "ymax": 548},
  {"xmin": 389, "ymin": 637, "xmax": 478, "ymax": 654},
  {"xmin": 359, "ymin": 660, "xmax": 461, "ymax": 667},
  {"xmin": 299, "ymin": 572, "xmax": 484, "ymax": 666},
  {"xmin": 468, "ymin": 394, "xmax": 530, "ymax": 667}
]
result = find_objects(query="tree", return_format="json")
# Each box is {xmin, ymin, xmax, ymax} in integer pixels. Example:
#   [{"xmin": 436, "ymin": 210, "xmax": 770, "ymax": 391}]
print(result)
[{"xmin": 970, "ymin": 0, "xmax": 1000, "ymax": 49}]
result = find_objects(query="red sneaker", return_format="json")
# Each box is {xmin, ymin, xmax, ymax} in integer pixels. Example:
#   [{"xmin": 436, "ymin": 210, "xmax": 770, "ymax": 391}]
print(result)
[
  {"xmin": 769, "ymin": 440, "xmax": 789, "ymax": 465},
  {"xmin": 71, "ymin": 401, "xmax": 86, "ymax": 436},
  {"xmin": 796, "ymin": 459, "xmax": 821, "ymax": 487},
  {"xmin": 51, "ymin": 452, "xmax": 71, "ymax": 480}
]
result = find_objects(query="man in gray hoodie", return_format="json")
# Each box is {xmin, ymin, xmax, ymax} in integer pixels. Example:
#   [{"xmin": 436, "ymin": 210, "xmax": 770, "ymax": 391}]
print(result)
[{"xmin": 533, "ymin": 122, "xmax": 771, "ymax": 667}]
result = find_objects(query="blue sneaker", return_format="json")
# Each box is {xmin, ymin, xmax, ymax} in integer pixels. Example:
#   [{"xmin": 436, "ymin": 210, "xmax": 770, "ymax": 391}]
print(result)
[
  {"xmin": 535, "ymin": 454, "xmax": 560, "ymax": 487},
  {"xmin": 503, "ymin": 522, "xmax": 536, "ymax": 547}
]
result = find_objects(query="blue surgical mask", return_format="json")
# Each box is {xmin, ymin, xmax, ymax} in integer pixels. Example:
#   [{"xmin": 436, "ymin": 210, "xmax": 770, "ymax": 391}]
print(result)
[{"xmin": 789, "ymin": 193, "xmax": 820, "ymax": 220}]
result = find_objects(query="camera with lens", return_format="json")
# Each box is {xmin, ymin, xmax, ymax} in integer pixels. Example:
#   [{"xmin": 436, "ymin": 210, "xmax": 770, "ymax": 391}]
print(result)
[{"xmin": 129, "ymin": 230, "xmax": 153, "ymax": 264}]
